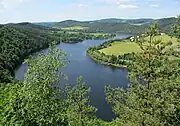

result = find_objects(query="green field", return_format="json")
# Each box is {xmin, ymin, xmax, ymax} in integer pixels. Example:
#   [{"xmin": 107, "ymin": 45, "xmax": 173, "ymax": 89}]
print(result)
[
  {"xmin": 68, "ymin": 32, "xmax": 109, "ymax": 36},
  {"xmin": 100, "ymin": 41, "xmax": 142, "ymax": 55},
  {"xmin": 57, "ymin": 31, "xmax": 110, "ymax": 37},
  {"xmin": 60, "ymin": 26, "xmax": 88, "ymax": 30},
  {"xmin": 100, "ymin": 35, "xmax": 179, "ymax": 56},
  {"xmin": 52, "ymin": 26, "xmax": 88, "ymax": 30},
  {"xmin": 146, "ymin": 34, "xmax": 179, "ymax": 45}
]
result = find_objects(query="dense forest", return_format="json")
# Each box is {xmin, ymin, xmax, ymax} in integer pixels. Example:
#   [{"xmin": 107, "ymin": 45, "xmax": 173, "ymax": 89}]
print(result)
[
  {"xmin": 0, "ymin": 23, "xmax": 114, "ymax": 83},
  {"xmin": 49, "ymin": 17, "xmax": 177, "ymax": 34},
  {"xmin": 0, "ymin": 24, "xmax": 54, "ymax": 83},
  {"xmin": 0, "ymin": 16, "xmax": 180, "ymax": 125}
]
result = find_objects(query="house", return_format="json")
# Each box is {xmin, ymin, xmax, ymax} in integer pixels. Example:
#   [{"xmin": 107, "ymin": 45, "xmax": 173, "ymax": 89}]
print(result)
[
  {"xmin": 161, "ymin": 33, "xmax": 165, "ymax": 35},
  {"xmin": 130, "ymin": 36, "xmax": 135, "ymax": 42}
]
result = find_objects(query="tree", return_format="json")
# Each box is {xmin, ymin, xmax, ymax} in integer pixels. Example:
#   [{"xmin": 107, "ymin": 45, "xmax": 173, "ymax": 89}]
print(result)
[
  {"xmin": 65, "ymin": 77, "xmax": 97, "ymax": 126},
  {"xmin": 172, "ymin": 15, "xmax": 180, "ymax": 38},
  {"xmin": 105, "ymin": 22, "xmax": 180, "ymax": 126},
  {"xmin": 2, "ymin": 44, "xmax": 68, "ymax": 125},
  {"xmin": 1, "ymin": 44, "xmax": 100, "ymax": 126}
]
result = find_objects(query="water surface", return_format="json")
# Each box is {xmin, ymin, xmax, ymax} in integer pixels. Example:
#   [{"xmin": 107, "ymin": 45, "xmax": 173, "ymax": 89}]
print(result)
[{"xmin": 15, "ymin": 34, "xmax": 130, "ymax": 121}]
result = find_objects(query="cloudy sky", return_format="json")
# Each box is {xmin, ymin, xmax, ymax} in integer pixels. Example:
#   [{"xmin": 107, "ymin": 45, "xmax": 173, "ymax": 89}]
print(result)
[{"xmin": 0, "ymin": 0, "xmax": 179, "ymax": 23}]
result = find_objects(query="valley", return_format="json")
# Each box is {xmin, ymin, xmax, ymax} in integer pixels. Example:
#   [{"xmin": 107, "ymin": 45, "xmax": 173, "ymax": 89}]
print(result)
[{"xmin": 0, "ymin": 15, "xmax": 180, "ymax": 125}]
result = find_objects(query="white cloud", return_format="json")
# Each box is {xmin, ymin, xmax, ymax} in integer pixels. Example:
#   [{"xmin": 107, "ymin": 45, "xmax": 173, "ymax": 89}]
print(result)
[
  {"xmin": 147, "ymin": 0, "xmax": 161, "ymax": 1},
  {"xmin": 149, "ymin": 4, "xmax": 159, "ymax": 7},
  {"xmin": 106, "ymin": 0, "xmax": 131, "ymax": 5},
  {"xmin": 104, "ymin": 0, "xmax": 138, "ymax": 9},
  {"xmin": 119, "ymin": 4, "xmax": 138, "ymax": 8},
  {"xmin": 78, "ymin": 4, "xmax": 88, "ymax": 8}
]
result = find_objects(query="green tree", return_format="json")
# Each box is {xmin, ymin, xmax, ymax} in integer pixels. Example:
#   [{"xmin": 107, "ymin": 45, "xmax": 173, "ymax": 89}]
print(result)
[
  {"xmin": 65, "ymin": 77, "xmax": 97, "ymax": 126},
  {"xmin": 172, "ymin": 15, "xmax": 180, "ymax": 38},
  {"xmin": 1, "ymin": 44, "xmax": 100, "ymax": 126},
  {"xmin": 105, "ymin": 23, "xmax": 180, "ymax": 126},
  {"xmin": 2, "ymin": 44, "xmax": 68, "ymax": 125}
]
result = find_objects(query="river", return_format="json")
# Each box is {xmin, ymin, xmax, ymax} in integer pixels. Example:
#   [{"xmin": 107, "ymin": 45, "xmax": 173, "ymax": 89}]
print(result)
[{"xmin": 14, "ymin": 34, "xmax": 131, "ymax": 121}]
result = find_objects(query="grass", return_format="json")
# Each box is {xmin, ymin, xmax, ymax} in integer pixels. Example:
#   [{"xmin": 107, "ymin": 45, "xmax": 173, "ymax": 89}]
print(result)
[
  {"xmin": 146, "ymin": 34, "xmax": 179, "ymax": 45},
  {"xmin": 67, "ymin": 32, "xmax": 109, "ymax": 35},
  {"xmin": 88, "ymin": 33, "xmax": 109, "ymax": 36},
  {"xmin": 99, "ymin": 35, "xmax": 179, "ymax": 56},
  {"xmin": 60, "ymin": 26, "xmax": 88, "ymax": 30},
  {"xmin": 100, "ymin": 41, "xmax": 142, "ymax": 56},
  {"xmin": 51, "ymin": 29, "xmax": 109, "ymax": 35},
  {"xmin": 56, "ymin": 31, "xmax": 110, "ymax": 37}
]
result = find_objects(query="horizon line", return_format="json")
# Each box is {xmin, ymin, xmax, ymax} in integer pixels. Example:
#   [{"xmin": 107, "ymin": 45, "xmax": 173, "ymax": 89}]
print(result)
[{"xmin": 0, "ymin": 16, "xmax": 177, "ymax": 24}]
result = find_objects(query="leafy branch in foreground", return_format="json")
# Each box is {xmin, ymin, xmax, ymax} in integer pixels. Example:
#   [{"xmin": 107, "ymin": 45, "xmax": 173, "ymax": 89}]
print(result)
[
  {"xmin": 105, "ymin": 22, "xmax": 180, "ymax": 126},
  {"xmin": 172, "ymin": 15, "xmax": 180, "ymax": 39},
  {"xmin": 2, "ymin": 44, "xmax": 68, "ymax": 125},
  {"xmin": 65, "ymin": 77, "xmax": 97, "ymax": 126},
  {"xmin": 1, "ymin": 44, "xmax": 101, "ymax": 126}
]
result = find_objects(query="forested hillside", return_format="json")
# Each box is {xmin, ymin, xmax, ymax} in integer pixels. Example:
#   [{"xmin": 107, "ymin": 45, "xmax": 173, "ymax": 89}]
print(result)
[
  {"xmin": 0, "ymin": 23, "xmax": 114, "ymax": 83},
  {"xmin": 0, "ymin": 16, "xmax": 179, "ymax": 125},
  {"xmin": 52, "ymin": 17, "xmax": 177, "ymax": 34},
  {"xmin": 0, "ymin": 20, "xmax": 179, "ymax": 125},
  {"xmin": 94, "ymin": 18, "xmax": 153, "ymax": 24},
  {"xmin": 0, "ymin": 24, "xmax": 55, "ymax": 83},
  {"xmin": 34, "ymin": 22, "xmax": 57, "ymax": 27}
]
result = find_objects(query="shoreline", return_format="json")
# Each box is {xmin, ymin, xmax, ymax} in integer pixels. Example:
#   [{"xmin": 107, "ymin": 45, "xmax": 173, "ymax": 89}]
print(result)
[
  {"xmin": 86, "ymin": 36, "xmax": 133, "ymax": 69},
  {"xmin": 86, "ymin": 53, "xmax": 127, "ymax": 68}
]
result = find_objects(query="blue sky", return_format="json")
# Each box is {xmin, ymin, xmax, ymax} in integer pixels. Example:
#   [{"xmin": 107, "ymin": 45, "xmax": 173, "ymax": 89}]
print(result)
[{"xmin": 0, "ymin": 0, "xmax": 179, "ymax": 23}]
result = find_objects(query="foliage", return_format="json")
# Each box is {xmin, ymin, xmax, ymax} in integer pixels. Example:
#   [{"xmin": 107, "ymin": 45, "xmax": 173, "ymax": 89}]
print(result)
[
  {"xmin": 65, "ymin": 77, "xmax": 97, "ymax": 126},
  {"xmin": 51, "ymin": 31, "xmax": 115, "ymax": 43},
  {"xmin": 172, "ymin": 15, "xmax": 180, "ymax": 38},
  {"xmin": 0, "ymin": 23, "xmax": 114, "ymax": 83},
  {"xmin": 2, "ymin": 45, "xmax": 68, "ymax": 125},
  {"xmin": 105, "ymin": 22, "xmax": 180, "ymax": 126},
  {"xmin": 53, "ymin": 17, "xmax": 177, "ymax": 34},
  {"xmin": 99, "ymin": 35, "xmax": 178, "ymax": 56},
  {"xmin": 0, "ymin": 24, "xmax": 56, "ymax": 83},
  {"xmin": 0, "ymin": 17, "xmax": 179, "ymax": 126},
  {"xmin": 1, "ymin": 45, "xmax": 100, "ymax": 126},
  {"xmin": 105, "ymin": 77, "xmax": 180, "ymax": 126}
]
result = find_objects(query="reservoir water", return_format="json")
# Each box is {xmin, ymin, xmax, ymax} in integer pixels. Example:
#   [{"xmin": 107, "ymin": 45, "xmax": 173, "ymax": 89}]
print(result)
[{"xmin": 15, "ymin": 34, "xmax": 130, "ymax": 121}]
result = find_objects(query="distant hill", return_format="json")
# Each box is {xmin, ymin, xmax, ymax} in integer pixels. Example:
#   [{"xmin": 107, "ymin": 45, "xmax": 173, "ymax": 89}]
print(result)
[
  {"xmin": 53, "ymin": 20, "xmax": 90, "ymax": 28},
  {"xmin": 34, "ymin": 17, "xmax": 177, "ymax": 34},
  {"xmin": 34, "ymin": 22, "xmax": 57, "ymax": 27},
  {"xmin": 95, "ymin": 18, "xmax": 153, "ymax": 24},
  {"xmin": 5, "ymin": 22, "xmax": 53, "ymax": 30},
  {"xmin": 34, "ymin": 18, "xmax": 154, "ymax": 27},
  {"xmin": 52, "ymin": 20, "xmax": 147, "ymax": 33},
  {"xmin": 94, "ymin": 18, "xmax": 125, "ymax": 23},
  {"xmin": 125, "ymin": 18, "xmax": 154, "ymax": 25},
  {"xmin": 156, "ymin": 17, "xmax": 177, "ymax": 33}
]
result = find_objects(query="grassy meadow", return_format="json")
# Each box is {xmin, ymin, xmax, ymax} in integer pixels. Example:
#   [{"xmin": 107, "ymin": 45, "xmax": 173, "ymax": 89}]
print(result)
[
  {"xmin": 99, "ymin": 40, "xmax": 142, "ymax": 55},
  {"xmin": 99, "ymin": 35, "xmax": 179, "ymax": 56},
  {"xmin": 146, "ymin": 34, "xmax": 179, "ymax": 45},
  {"xmin": 60, "ymin": 26, "xmax": 88, "ymax": 30}
]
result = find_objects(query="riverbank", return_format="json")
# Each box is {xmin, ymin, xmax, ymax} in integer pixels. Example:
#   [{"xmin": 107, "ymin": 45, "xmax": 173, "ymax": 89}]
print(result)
[
  {"xmin": 14, "ymin": 37, "xmax": 130, "ymax": 121},
  {"xmin": 0, "ymin": 23, "xmax": 116, "ymax": 83},
  {"xmin": 86, "ymin": 52, "xmax": 127, "ymax": 68},
  {"xmin": 86, "ymin": 34, "xmax": 179, "ymax": 68},
  {"xmin": 51, "ymin": 31, "xmax": 116, "ymax": 44},
  {"xmin": 86, "ymin": 37, "xmax": 133, "ymax": 68}
]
